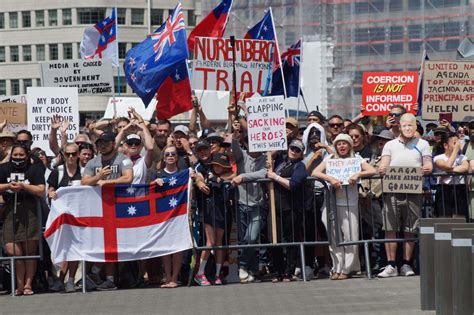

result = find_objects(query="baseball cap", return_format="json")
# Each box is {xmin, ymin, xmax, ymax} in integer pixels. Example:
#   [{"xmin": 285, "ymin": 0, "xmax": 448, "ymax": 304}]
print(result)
[
  {"xmin": 125, "ymin": 134, "xmax": 141, "ymax": 144},
  {"xmin": 286, "ymin": 117, "xmax": 298, "ymax": 128},
  {"xmin": 210, "ymin": 153, "xmax": 232, "ymax": 168},
  {"xmin": 174, "ymin": 125, "xmax": 189, "ymax": 136},
  {"xmin": 195, "ymin": 140, "xmax": 210, "ymax": 151},
  {"xmin": 95, "ymin": 132, "xmax": 116, "ymax": 143},
  {"xmin": 289, "ymin": 139, "xmax": 305, "ymax": 152},
  {"xmin": 307, "ymin": 111, "xmax": 325, "ymax": 122}
]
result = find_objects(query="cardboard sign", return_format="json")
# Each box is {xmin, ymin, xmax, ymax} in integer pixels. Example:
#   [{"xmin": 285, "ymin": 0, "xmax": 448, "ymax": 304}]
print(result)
[
  {"xmin": 361, "ymin": 71, "xmax": 418, "ymax": 116},
  {"xmin": 0, "ymin": 102, "xmax": 26, "ymax": 124},
  {"xmin": 27, "ymin": 87, "xmax": 79, "ymax": 156},
  {"xmin": 103, "ymin": 97, "xmax": 156, "ymax": 121},
  {"xmin": 382, "ymin": 167, "xmax": 423, "ymax": 194},
  {"xmin": 422, "ymin": 60, "xmax": 474, "ymax": 121},
  {"xmin": 326, "ymin": 158, "xmax": 361, "ymax": 185},
  {"xmin": 0, "ymin": 95, "xmax": 28, "ymax": 132},
  {"xmin": 41, "ymin": 59, "xmax": 114, "ymax": 95},
  {"xmin": 246, "ymin": 95, "xmax": 287, "ymax": 152},
  {"xmin": 192, "ymin": 37, "xmax": 274, "ymax": 93}
]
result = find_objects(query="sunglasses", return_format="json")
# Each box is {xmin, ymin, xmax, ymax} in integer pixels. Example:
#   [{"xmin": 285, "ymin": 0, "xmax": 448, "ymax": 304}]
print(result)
[
  {"xmin": 16, "ymin": 140, "xmax": 30, "ymax": 145},
  {"xmin": 189, "ymin": 142, "xmax": 198, "ymax": 146},
  {"xmin": 350, "ymin": 134, "xmax": 361, "ymax": 139},
  {"xmin": 164, "ymin": 152, "xmax": 177, "ymax": 157},
  {"xmin": 289, "ymin": 146, "xmax": 302, "ymax": 153},
  {"xmin": 329, "ymin": 123, "xmax": 343, "ymax": 128},
  {"xmin": 65, "ymin": 152, "xmax": 78, "ymax": 157},
  {"xmin": 389, "ymin": 113, "xmax": 402, "ymax": 117},
  {"xmin": 126, "ymin": 140, "xmax": 141, "ymax": 147}
]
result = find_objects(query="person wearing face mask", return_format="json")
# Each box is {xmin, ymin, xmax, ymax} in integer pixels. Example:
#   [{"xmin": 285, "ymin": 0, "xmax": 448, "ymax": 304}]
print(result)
[{"xmin": 0, "ymin": 143, "xmax": 46, "ymax": 295}]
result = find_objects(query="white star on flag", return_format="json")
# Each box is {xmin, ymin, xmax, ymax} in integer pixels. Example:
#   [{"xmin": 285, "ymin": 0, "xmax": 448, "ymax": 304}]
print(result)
[
  {"xmin": 128, "ymin": 57, "xmax": 135, "ymax": 66},
  {"xmin": 263, "ymin": 25, "xmax": 268, "ymax": 32},
  {"xmin": 145, "ymin": 89, "xmax": 151, "ymax": 93},
  {"xmin": 174, "ymin": 72, "xmax": 180, "ymax": 81},
  {"xmin": 126, "ymin": 186, "xmax": 136, "ymax": 195},
  {"xmin": 131, "ymin": 73, "xmax": 136, "ymax": 82},
  {"xmin": 168, "ymin": 176, "xmax": 177, "ymax": 186},
  {"xmin": 169, "ymin": 197, "xmax": 178, "ymax": 208},
  {"xmin": 140, "ymin": 63, "xmax": 147, "ymax": 72},
  {"xmin": 103, "ymin": 21, "xmax": 108, "ymax": 26},
  {"xmin": 127, "ymin": 206, "xmax": 137, "ymax": 216}
]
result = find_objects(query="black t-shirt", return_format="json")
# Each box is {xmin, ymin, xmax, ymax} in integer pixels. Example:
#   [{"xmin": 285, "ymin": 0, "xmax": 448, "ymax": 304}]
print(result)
[
  {"xmin": 356, "ymin": 145, "xmax": 372, "ymax": 162},
  {"xmin": 47, "ymin": 165, "xmax": 82, "ymax": 189},
  {"xmin": 177, "ymin": 150, "xmax": 191, "ymax": 170},
  {"xmin": 0, "ymin": 162, "xmax": 45, "ymax": 203}
]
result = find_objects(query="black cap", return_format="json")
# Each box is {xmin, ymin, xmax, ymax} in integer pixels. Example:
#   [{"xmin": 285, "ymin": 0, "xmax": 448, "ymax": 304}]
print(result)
[
  {"xmin": 434, "ymin": 126, "xmax": 448, "ymax": 134},
  {"xmin": 195, "ymin": 140, "xmax": 210, "ymax": 151},
  {"xmin": 95, "ymin": 132, "xmax": 116, "ymax": 143},
  {"xmin": 307, "ymin": 110, "xmax": 325, "ymax": 122}
]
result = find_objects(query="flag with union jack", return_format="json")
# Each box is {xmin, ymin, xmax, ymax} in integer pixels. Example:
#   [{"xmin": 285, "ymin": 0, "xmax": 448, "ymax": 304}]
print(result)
[
  {"xmin": 270, "ymin": 40, "xmax": 301, "ymax": 97},
  {"xmin": 44, "ymin": 169, "xmax": 193, "ymax": 263},
  {"xmin": 123, "ymin": 3, "xmax": 190, "ymax": 107}
]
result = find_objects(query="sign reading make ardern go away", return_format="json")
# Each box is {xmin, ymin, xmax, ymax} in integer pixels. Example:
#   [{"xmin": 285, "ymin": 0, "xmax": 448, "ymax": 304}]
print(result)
[
  {"xmin": 40, "ymin": 59, "xmax": 114, "ymax": 95},
  {"xmin": 382, "ymin": 167, "xmax": 423, "ymax": 194}
]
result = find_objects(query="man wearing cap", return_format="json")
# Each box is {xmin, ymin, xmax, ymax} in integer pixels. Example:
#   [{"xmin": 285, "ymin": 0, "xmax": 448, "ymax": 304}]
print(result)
[
  {"xmin": 173, "ymin": 125, "xmax": 197, "ymax": 169},
  {"xmin": 81, "ymin": 131, "xmax": 133, "ymax": 291},
  {"xmin": 307, "ymin": 111, "xmax": 325, "ymax": 125},
  {"xmin": 0, "ymin": 131, "xmax": 16, "ymax": 163},
  {"xmin": 286, "ymin": 118, "xmax": 299, "ymax": 143}
]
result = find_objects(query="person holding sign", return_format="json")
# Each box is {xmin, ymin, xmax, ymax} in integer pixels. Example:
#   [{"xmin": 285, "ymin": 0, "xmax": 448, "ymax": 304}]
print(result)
[
  {"xmin": 312, "ymin": 134, "xmax": 376, "ymax": 280},
  {"xmin": 377, "ymin": 113, "xmax": 432, "ymax": 278}
]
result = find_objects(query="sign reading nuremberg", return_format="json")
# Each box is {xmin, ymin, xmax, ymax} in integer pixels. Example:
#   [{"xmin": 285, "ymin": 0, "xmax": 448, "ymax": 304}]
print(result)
[
  {"xmin": 40, "ymin": 59, "xmax": 114, "ymax": 95},
  {"xmin": 192, "ymin": 37, "xmax": 274, "ymax": 93},
  {"xmin": 361, "ymin": 71, "xmax": 418, "ymax": 116},
  {"xmin": 422, "ymin": 60, "xmax": 474, "ymax": 121},
  {"xmin": 246, "ymin": 95, "xmax": 287, "ymax": 152},
  {"xmin": 326, "ymin": 158, "xmax": 361, "ymax": 185},
  {"xmin": 382, "ymin": 167, "xmax": 423, "ymax": 194}
]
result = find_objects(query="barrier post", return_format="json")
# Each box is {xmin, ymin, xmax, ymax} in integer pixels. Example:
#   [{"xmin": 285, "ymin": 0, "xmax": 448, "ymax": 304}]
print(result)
[
  {"xmin": 419, "ymin": 218, "xmax": 464, "ymax": 310},
  {"xmin": 82, "ymin": 260, "xmax": 86, "ymax": 293},
  {"xmin": 451, "ymin": 228, "xmax": 474, "ymax": 315},
  {"xmin": 266, "ymin": 152, "xmax": 277, "ymax": 244},
  {"xmin": 299, "ymin": 243, "xmax": 306, "ymax": 281},
  {"xmin": 10, "ymin": 257, "xmax": 15, "ymax": 297}
]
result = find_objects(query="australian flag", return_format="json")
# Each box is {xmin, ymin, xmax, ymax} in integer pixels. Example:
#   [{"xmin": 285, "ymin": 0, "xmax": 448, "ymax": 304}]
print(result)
[
  {"xmin": 123, "ymin": 3, "xmax": 190, "ymax": 108},
  {"xmin": 270, "ymin": 40, "xmax": 301, "ymax": 97}
]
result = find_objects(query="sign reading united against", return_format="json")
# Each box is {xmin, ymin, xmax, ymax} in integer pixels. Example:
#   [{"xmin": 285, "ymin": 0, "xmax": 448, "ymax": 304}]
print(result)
[
  {"xmin": 246, "ymin": 95, "xmax": 287, "ymax": 152},
  {"xmin": 41, "ymin": 59, "xmax": 114, "ymax": 95},
  {"xmin": 27, "ymin": 87, "xmax": 79, "ymax": 156},
  {"xmin": 326, "ymin": 158, "xmax": 361, "ymax": 185},
  {"xmin": 382, "ymin": 167, "xmax": 423, "ymax": 194},
  {"xmin": 422, "ymin": 60, "xmax": 474, "ymax": 121},
  {"xmin": 361, "ymin": 71, "xmax": 418, "ymax": 116},
  {"xmin": 192, "ymin": 37, "xmax": 274, "ymax": 93}
]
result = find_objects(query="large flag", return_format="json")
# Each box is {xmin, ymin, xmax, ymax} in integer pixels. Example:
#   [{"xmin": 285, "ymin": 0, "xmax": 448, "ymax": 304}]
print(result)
[
  {"xmin": 44, "ymin": 169, "xmax": 193, "ymax": 263},
  {"xmin": 187, "ymin": 0, "xmax": 233, "ymax": 54},
  {"xmin": 270, "ymin": 40, "xmax": 300, "ymax": 97},
  {"xmin": 416, "ymin": 50, "xmax": 429, "ymax": 116},
  {"xmin": 123, "ymin": 3, "xmax": 189, "ymax": 107},
  {"xmin": 80, "ymin": 8, "xmax": 119, "ymax": 67}
]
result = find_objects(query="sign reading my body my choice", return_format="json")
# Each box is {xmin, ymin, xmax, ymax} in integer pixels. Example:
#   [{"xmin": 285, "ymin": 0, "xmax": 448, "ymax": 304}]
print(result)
[{"xmin": 27, "ymin": 87, "xmax": 79, "ymax": 156}]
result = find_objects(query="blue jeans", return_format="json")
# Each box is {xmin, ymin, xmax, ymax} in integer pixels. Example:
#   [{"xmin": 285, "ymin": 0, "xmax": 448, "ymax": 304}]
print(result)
[{"xmin": 238, "ymin": 204, "xmax": 264, "ymax": 273}]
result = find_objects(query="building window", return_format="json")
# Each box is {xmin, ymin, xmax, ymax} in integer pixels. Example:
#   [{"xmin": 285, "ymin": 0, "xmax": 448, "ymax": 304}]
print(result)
[
  {"xmin": 389, "ymin": 0, "xmax": 403, "ymax": 10},
  {"xmin": 49, "ymin": 44, "xmax": 58, "ymax": 60},
  {"xmin": 77, "ymin": 8, "xmax": 106, "ymax": 24},
  {"xmin": 49, "ymin": 9, "xmax": 58, "ymax": 26},
  {"xmin": 36, "ymin": 10, "xmax": 44, "ymax": 27},
  {"xmin": 0, "ymin": 13, "xmax": 4, "ymax": 29},
  {"xmin": 63, "ymin": 43, "xmax": 73, "ymax": 59},
  {"xmin": 22, "ymin": 11, "xmax": 31, "ymax": 28},
  {"xmin": 446, "ymin": 39, "xmax": 460, "ymax": 50},
  {"xmin": 11, "ymin": 80, "xmax": 20, "ymax": 95},
  {"xmin": 408, "ymin": 0, "xmax": 421, "ymax": 9},
  {"xmin": 9, "ymin": 12, "xmax": 18, "ymax": 28},
  {"xmin": 390, "ymin": 42, "xmax": 403, "ymax": 54},
  {"xmin": 151, "ymin": 9, "xmax": 163, "ymax": 26},
  {"xmin": 23, "ymin": 45, "xmax": 32, "ymax": 61},
  {"xmin": 117, "ymin": 8, "xmax": 126, "ymax": 25},
  {"xmin": 63, "ymin": 9, "xmax": 72, "ymax": 25},
  {"xmin": 10, "ymin": 46, "xmax": 19, "ymax": 62},
  {"xmin": 355, "ymin": 45, "xmax": 369, "ymax": 55},
  {"xmin": 187, "ymin": 10, "xmax": 196, "ymax": 27},
  {"xmin": 23, "ymin": 79, "xmax": 32, "ymax": 94},
  {"xmin": 0, "ymin": 47, "xmax": 5, "ymax": 62},
  {"xmin": 77, "ymin": 43, "xmax": 81, "ymax": 59},
  {"xmin": 426, "ymin": 40, "xmax": 440, "ymax": 51},
  {"xmin": 369, "ymin": 27, "xmax": 385, "ymax": 41},
  {"xmin": 131, "ymin": 9, "xmax": 144, "ymax": 25},
  {"xmin": 114, "ymin": 77, "xmax": 127, "ymax": 94},
  {"xmin": 390, "ymin": 26, "xmax": 404, "ymax": 40},
  {"xmin": 444, "ymin": 22, "xmax": 460, "ymax": 37},
  {"xmin": 408, "ymin": 41, "xmax": 422, "ymax": 52},
  {"xmin": 408, "ymin": 25, "xmax": 422, "ymax": 39},
  {"xmin": 36, "ymin": 78, "xmax": 41, "ymax": 87},
  {"xmin": 354, "ymin": 28, "xmax": 369, "ymax": 42},
  {"xmin": 118, "ymin": 42, "xmax": 127, "ymax": 59},
  {"xmin": 0, "ymin": 80, "xmax": 6, "ymax": 95},
  {"xmin": 36, "ymin": 45, "xmax": 45, "ymax": 61}
]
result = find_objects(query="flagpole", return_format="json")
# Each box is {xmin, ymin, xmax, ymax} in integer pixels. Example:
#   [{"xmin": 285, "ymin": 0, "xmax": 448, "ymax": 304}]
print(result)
[
  {"xmin": 296, "ymin": 38, "xmax": 303, "ymax": 122},
  {"xmin": 229, "ymin": 35, "xmax": 238, "ymax": 133},
  {"xmin": 113, "ymin": 7, "xmax": 119, "ymax": 118}
]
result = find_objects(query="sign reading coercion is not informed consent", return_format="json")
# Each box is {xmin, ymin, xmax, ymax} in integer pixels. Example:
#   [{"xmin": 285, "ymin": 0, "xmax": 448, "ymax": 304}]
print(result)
[
  {"xmin": 246, "ymin": 95, "xmax": 287, "ymax": 152},
  {"xmin": 422, "ymin": 60, "xmax": 474, "ymax": 121},
  {"xmin": 192, "ymin": 37, "xmax": 274, "ymax": 94},
  {"xmin": 326, "ymin": 158, "xmax": 361, "ymax": 185},
  {"xmin": 40, "ymin": 59, "xmax": 114, "ymax": 95},
  {"xmin": 27, "ymin": 87, "xmax": 79, "ymax": 156},
  {"xmin": 382, "ymin": 167, "xmax": 423, "ymax": 194}
]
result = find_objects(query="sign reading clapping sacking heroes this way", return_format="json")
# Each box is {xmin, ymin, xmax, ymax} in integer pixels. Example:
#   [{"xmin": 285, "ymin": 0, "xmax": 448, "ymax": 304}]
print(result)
[
  {"xmin": 422, "ymin": 60, "xmax": 474, "ymax": 121},
  {"xmin": 246, "ymin": 95, "xmax": 287, "ymax": 152},
  {"xmin": 192, "ymin": 37, "xmax": 274, "ymax": 93},
  {"xmin": 361, "ymin": 71, "xmax": 419, "ymax": 116},
  {"xmin": 382, "ymin": 167, "xmax": 423, "ymax": 194},
  {"xmin": 40, "ymin": 59, "xmax": 114, "ymax": 95},
  {"xmin": 27, "ymin": 87, "xmax": 79, "ymax": 156},
  {"xmin": 326, "ymin": 158, "xmax": 361, "ymax": 185}
]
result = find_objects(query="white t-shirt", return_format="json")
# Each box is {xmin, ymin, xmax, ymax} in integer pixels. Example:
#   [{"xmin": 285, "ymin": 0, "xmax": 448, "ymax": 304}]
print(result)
[
  {"xmin": 433, "ymin": 153, "xmax": 467, "ymax": 185},
  {"xmin": 382, "ymin": 137, "xmax": 431, "ymax": 167},
  {"xmin": 132, "ymin": 157, "xmax": 148, "ymax": 184}
]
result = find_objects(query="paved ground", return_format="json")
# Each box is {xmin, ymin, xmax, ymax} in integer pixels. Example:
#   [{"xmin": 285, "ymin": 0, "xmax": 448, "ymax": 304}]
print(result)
[{"xmin": 0, "ymin": 276, "xmax": 430, "ymax": 315}]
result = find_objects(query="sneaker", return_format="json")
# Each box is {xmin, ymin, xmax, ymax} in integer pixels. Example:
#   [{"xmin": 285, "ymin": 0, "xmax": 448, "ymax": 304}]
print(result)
[
  {"xmin": 49, "ymin": 279, "xmax": 64, "ymax": 292},
  {"xmin": 75, "ymin": 275, "xmax": 98, "ymax": 291},
  {"xmin": 194, "ymin": 273, "xmax": 211, "ymax": 286},
  {"xmin": 304, "ymin": 266, "xmax": 314, "ymax": 280},
  {"xmin": 294, "ymin": 267, "xmax": 301, "ymax": 277},
  {"xmin": 96, "ymin": 279, "xmax": 117, "ymax": 291},
  {"xmin": 87, "ymin": 272, "xmax": 103, "ymax": 285},
  {"xmin": 214, "ymin": 276, "xmax": 223, "ymax": 285},
  {"xmin": 239, "ymin": 268, "xmax": 249, "ymax": 281},
  {"xmin": 399, "ymin": 264, "xmax": 415, "ymax": 276},
  {"xmin": 65, "ymin": 281, "xmax": 76, "ymax": 293},
  {"xmin": 377, "ymin": 265, "xmax": 398, "ymax": 278}
]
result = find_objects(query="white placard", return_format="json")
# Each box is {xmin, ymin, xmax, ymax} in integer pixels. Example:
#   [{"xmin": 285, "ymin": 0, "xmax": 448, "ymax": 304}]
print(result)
[
  {"xmin": 103, "ymin": 97, "xmax": 156, "ymax": 121},
  {"xmin": 41, "ymin": 59, "xmax": 114, "ymax": 95},
  {"xmin": 246, "ymin": 95, "xmax": 287, "ymax": 152},
  {"xmin": 27, "ymin": 87, "xmax": 79, "ymax": 156},
  {"xmin": 326, "ymin": 158, "xmax": 361, "ymax": 185}
]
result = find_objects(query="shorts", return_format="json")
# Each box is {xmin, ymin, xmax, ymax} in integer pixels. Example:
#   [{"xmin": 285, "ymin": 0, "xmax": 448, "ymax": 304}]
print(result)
[{"xmin": 382, "ymin": 193, "xmax": 422, "ymax": 233}]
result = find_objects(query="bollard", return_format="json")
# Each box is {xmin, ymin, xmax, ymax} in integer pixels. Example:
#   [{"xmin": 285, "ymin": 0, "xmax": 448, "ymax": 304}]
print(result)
[
  {"xmin": 419, "ymin": 218, "xmax": 464, "ymax": 310},
  {"xmin": 451, "ymin": 228, "xmax": 474, "ymax": 315},
  {"xmin": 434, "ymin": 223, "xmax": 473, "ymax": 315}
]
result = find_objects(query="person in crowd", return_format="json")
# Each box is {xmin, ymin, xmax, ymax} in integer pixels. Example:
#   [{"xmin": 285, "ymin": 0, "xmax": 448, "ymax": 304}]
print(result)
[
  {"xmin": 313, "ymin": 134, "xmax": 376, "ymax": 280},
  {"xmin": 31, "ymin": 148, "xmax": 49, "ymax": 170},
  {"xmin": 385, "ymin": 104, "xmax": 406, "ymax": 138},
  {"xmin": 189, "ymin": 95, "xmax": 212, "ymax": 134},
  {"xmin": 378, "ymin": 113, "xmax": 432, "ymax": 278},
  {"xmin": 266, "ymin": 139, "xmax": 307, "ymax": 282},
  {"xmin": 346, "ymin": 123, "xmax": 372, "ymax": 161},
  {"xmin": 0, "ymin": 131, "xmax": 16, "ymax": 163},
  {"xmin": 16, "ymin": 130, "xmax": 46, "ymax": 172},
  {"xmin": 327, "ymin": 115, "xmax": 345, "ymax": 144},
  {"xmin": 285, "ymin": 118, "xmax": 299, "ymax": 143},
  {"xmin": 78, "ymin": 143, "xmax": 94, "ymax": 171},
  {"xmin": 307, "ymin": 111, "xmax": 325, "ymax": 126},
  {"xmin": 0, "ymin": 143, "xmax": 45, "ymax": 295},
  {"xmin": 431, "ymin": 126, "xmax": 449, "ymax": 156},
  {"xmin": 433, "ymin": 132, "xmax": 469, "ymax": 219},
  {"xmin": 456, "ymin": 125, "xmax": 467, "ymax": 147},
  {"xmin": 189, "ymin": 135, "xmax": 199, "ymax": 153},
  {"xmin": 207, "ymin": 132, "xmax": 225, "ymax": 155},
  {"xmin": 173, "ymin": 125, "xmax": 197, "ymax": 169},
  {"xmin": 81, "ymin": 131, "xmax": 133, "ymax": 290}
]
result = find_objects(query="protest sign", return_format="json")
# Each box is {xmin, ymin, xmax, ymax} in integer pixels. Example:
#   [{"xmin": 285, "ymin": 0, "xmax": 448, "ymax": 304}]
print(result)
[
  {"xmin": 27, "ymin": 87, "xmax": 79, "ymax": 156},
  {"xmin": 361, "ymin": 71, "xmax": 418, "ymax": 116},
  {"xmin": 422, "ymin": 60, "xmax": 474, "ymax": 121},
  {"xmin": 0, "ymin": 103, "xmax": 26, "ymax": 124},
  {"xmin": 382, "ymin": 167, "xmax": 423, "ymax": 194},
  {"xmin": 41, "ymin": 59, "xmax": 114, "ymax": 95},
  {"xmin": 103, "ymin": 97, "xmax": 156, "ymax": 121},
  {"xmin": 326, "ymin": 158, "xmax": 361, "ymax": 185},
  {"xmin": 246, "ymin": 95, "xmax": 287, "ymax": 152},
  {"xmin": 192, "ymin": 37, "xmax": 274, "ymax": 93},
  {"xmin": 0, "ymin": 95, "xmax": 28, "ymax": 132}
]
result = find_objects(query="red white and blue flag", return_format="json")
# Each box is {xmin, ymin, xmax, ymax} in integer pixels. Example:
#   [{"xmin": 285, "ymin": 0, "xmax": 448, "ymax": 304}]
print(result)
[
  {"xmin": 80, "ymin": 8, "xmax": 119, "ymax": 67},
  {"xmin": 270, "ymin": 40, "xmax": 301, "ymax": 97},
  {"xmin": 187, "ymin": 0, "xmax": 233, "ymax": 54},
  {"xmin": 45, "ymin": 169, "xmax": 193, "ymax": 263}
]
